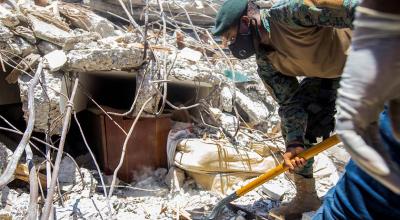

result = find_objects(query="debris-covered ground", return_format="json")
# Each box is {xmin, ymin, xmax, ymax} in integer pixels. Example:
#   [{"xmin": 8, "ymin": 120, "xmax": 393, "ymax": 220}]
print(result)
[{"xmin": 0, "ymin": 0, "xmax": 351, "ymax": 219}]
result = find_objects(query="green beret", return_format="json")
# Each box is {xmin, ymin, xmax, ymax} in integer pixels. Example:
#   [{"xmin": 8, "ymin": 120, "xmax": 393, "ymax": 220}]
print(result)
[{"xmin": 212, "ymin": 0, "xmax": 248, "ymax": 36}]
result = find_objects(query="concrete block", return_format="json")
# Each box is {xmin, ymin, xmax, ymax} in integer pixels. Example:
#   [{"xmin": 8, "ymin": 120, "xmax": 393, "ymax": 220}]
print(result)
[
  {"xmin": 28, "ymin": 14, "xmax": 73, "ymax": 46},
  {"xmin": 43, "ymin": 50, "xmax": 67, "ymax": 72},
  {"xmin": 59, "ymin": 2, "xmax": 116, "ymax": 38},
  {"xmin": 65, "ymin": 47, "xmax": 144, "ymax": 71},
  {"xmin": 178, "ymin": 47, "xmax": 202, "ymax": 62},
  {"xmin": 261, "ymin": 181, "xmax": 286, "ymax": 201}
]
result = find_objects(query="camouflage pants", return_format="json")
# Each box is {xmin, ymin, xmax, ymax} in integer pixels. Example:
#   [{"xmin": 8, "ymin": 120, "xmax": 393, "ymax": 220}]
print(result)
[{"xmin": 258, "ymin": 63, "xmax": 340, "ymax": 176}]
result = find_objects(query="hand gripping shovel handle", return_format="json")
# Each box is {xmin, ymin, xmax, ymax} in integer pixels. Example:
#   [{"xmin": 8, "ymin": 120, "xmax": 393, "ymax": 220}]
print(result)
[{"xmin": 207, "ymin": 134, "xmax": 340, "ymax": 220}]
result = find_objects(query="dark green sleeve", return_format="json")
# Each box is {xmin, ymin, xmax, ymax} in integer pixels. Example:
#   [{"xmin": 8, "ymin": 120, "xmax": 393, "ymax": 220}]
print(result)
[{"xmin": 265, "ymin": 0, "xmax": 359, "ymax": 28}]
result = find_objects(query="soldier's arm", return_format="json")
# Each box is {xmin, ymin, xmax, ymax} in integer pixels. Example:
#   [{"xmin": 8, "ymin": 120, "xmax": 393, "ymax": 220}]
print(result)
[{"xmin": 267, "ymin": 0, "xmax": 360, "ymax": 28}]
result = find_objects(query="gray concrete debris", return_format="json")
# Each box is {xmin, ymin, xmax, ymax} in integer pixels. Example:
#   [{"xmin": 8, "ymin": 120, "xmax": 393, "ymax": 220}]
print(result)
[
  {"xmin": 0, "ymin": 142, "xmax": 12, "ymax": 175},
  {"xmin": 0, "ymin": 5, "xmax": 19, "ymax": 27},
  {"xmin": 178, "ymin": 47, "xmax": 203, "ymax": 62},
  {"xmin": 235, "ymin": 88, "xmax": 270, "ymax": 124},
  {"xmin": 65, "ymin": 46, "xmax": 144, "ymax": 71},
  {"xmin": 58, "ymin": 2, "xmax": 116, "ymax": 38},
  {"xmin": 0, "ymin": 186, "xmax": 30, "ymax": 220},
  {"xmin": 220, "ymin": 85, "xmax": 234, "ymax": 112},
  {"xmin": 261, "ymin": 181, "xmax": 286, "ymax": 201},
  {"xmin": 37, "ymin": 40, "xmax": 60, "ymax": 55},
  {"xmin": 18, "ymin": 69, "xmax": 65, "ymax": 134},
  {"xmin": 209, "ymin": 107, "xmax": 239, "ymax": 132},
  {"xmin": 324, "ymin": 143, "xmax": 351, "ymax": 173},
  {"xmin": 64, "ymin": 33, "xmax": 145, "ymax": 71},
  {"xmin": 28, "ymin": 14, "xmax": 73, "ymax": 46},
  {"xmin": 43, "ymin": 50, "xmax": 67, "ymax": 72},
  {"xmin": 62, "ymin": 29, "xmax": 101, "ymax": 51},
  {"xmin": 13, "ymin": 36, "xmax": 37, "ymax": 57},
  {"xmin": 58, "ymin": 156, "xmax": 77, "ymax": 184},
  {"xmin": 58, "ymin": 156, "xmax": 98, "ymax": 197},
  {"xmin": 87, "ymin": 0, "xmax": 221, "ymax": 26},
  {"xmin": 0, "ymin": 37, "xmax": 37, "ymax": 58},
  {"xmin": 12, "ymin": 26, "xmax": 36, "ymax": 44},
  {"xmin": 0, "ymin": 24, "xmax": 13, "ymax": 41}
]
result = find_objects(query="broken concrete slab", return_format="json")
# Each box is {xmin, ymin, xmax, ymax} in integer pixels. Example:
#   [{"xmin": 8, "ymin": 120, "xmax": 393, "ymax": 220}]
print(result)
[
  {"xmin": 65, "ymin": 46, "xmax": 145, "ymax": 71},
  {"xmin": 28, "ymin": 14, "xmax": 73, "ymax": 46},
  {"xmin": 63, "ymin": 29, "xmax": 102, "ymax": 51},
  {"xmin": 12, "ymin": 26, "xmax": 36, "ymax": 44},
  {"xmin": 178, "ymin": 47, "xmax": 203, "ymax": 62},
  {"xmin": 0, "ymin": 37, "xmax": 37, "ymax": 58},
  {"xmin": 261, "ymin": 181, "xmax": 286, "ymax": 201},
  {"xmin": 0, "ymin": 5, "xmax": 19, "ymax": 27},
  {"xmin": 235, "ymin": 88, "xmax": 270, "ymax": 124},
  {"xmin": 43, "ymin": 50, "xmax": 67, "ymax": 71},
  {"xmin": 58, "ymin": 2, "xmax": 116, "ymax": 38},
  {"xmin": 209, "ymin": 107, "xmax": 238, "ymax": 132},
  {"xmin": 87, "ymin": 0, "xmax": 220, "ymax": 26},
  {"xmin": 18, "ymin": 69, "xmax": 65, "ymax": 134},
  {"xmin": 14, "ymin": 36, "xmax": 37, "ymax": 57}
]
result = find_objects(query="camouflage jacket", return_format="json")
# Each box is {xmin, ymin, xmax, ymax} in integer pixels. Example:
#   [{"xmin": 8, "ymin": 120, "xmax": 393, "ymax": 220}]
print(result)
[{"xmin": 256, "ymin": 0, "xmax": 358, "ymax": 147}]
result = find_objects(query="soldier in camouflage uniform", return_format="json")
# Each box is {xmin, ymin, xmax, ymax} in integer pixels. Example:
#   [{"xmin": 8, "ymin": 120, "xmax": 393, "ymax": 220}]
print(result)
[{"xmin": 212, "ymin": 0, "xmax": 358, "ymax": 219}]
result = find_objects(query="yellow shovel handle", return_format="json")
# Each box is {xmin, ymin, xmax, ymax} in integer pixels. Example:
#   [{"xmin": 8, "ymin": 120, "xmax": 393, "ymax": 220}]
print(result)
[{"xmin": 236, "ymin": 134, "xmax": 340, "ymax": 196}]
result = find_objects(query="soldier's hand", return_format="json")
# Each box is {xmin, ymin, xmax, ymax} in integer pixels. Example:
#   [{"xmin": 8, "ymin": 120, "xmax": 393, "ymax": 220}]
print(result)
[{"xmin": 283, "ymin": 145, "xmax": 307, "ymax": 172}]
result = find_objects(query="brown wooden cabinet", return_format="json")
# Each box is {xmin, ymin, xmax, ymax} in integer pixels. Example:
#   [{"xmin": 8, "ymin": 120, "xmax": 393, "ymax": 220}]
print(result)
[{"xmin": 83, "ymin": 108, "xmax": 171, "ymax": 182}]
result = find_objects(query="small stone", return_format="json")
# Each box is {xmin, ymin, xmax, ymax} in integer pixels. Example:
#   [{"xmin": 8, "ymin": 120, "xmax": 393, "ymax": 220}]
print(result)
[
  {"xmin": 261, "ymin": 182, "xmax": 286, "ymax": 201},
  {"xmin": 43, "ymin": 50, "xmax": 67, "ymax": 71},
  {"xmin": 209, "ymin": 108, "xmax": 238, "ymax": 132},
  {"xmin": 178, "ymin": 47, "xmax": 202, "ymax": 62}
]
